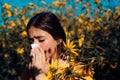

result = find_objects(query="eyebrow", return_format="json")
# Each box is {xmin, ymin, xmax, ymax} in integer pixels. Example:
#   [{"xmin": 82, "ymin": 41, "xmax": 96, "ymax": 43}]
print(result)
[
  {"xmin": 29, "ymin": 36, "xmax": 45, "ymax": 39},
  {"xmin": 34, "ymin": 36, "xmax": 45, "ymax": 39}
]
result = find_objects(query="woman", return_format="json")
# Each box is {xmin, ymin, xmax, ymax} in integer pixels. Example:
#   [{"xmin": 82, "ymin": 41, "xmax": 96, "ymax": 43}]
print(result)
[
  {"xmin": 25, "ymin": 12, "xmax": 66, "ymax": 80},
  {"xmin": 20, "ymin": 12, "xmax": 93, "ymax": 80}
]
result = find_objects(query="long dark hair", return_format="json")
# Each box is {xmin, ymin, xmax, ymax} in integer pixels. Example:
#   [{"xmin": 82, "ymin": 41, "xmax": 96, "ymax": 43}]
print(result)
[{"xmin": 26, "ymin": 12, "xmax": 66, "ymax": 43}]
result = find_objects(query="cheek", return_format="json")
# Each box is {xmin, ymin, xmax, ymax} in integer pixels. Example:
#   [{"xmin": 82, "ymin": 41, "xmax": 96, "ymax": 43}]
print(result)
[{"xmin": 40, "ymin": 44, "xmax": 48, "ymax": 52}]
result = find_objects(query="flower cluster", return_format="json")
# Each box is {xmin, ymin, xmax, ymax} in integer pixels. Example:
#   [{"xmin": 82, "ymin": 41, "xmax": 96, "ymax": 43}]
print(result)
[{"xmin": 43, "ymin": 59, "xmax": 94, "ymax": 80}]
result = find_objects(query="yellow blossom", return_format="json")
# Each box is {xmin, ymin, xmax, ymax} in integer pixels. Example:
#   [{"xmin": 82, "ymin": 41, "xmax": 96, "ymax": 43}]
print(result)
[
  {"xmin": 21, "ymin": 31, "xmax": 27, "ymax": 37},
  {"xmin": 49, "ymin": 59, "xmax": 59, "ymax": 69},
  {"xmin": 7, "ymin": 10, "xmax": 12, "ymax": 17},
  {"xmin": 109, "ymin": 62, "xmax": 117, "ymax": 69},
  {"xmin": 80, "ymin": 13, "xmax": 85, "ymax": 19},
  {"xmin": 107, "ymin": 9, "xmax": 112, "ymax": 15},
  {"xmin": 64, "ymin": 29, "xmax": 70, "ymax": 38},
  {"xmin": 96, "ymin": 17, "xmax": 102, "ymax": 23},
  {"xmin": 115, "ymin": 6, "xmax": 120, "ymax": 11},
  {"xmin": 4, "ymin": 53, "xmax": 9, "ymax": 59},
  {"xmin": 90, "ymin": 57, "xmax": 95, "ymax": 63},
  {"xmin": 52, "ymin": 1, "xmax": 59, "ymax": 7},
  {"xmin": 21, "ymin": 16, "xmax": 25, "ymax": 20},
  {"xmin": 56, "ymin": 60, "xmax": 69, "ymax": 74},
  {"xmin": 17, "ymin": 20, "xmax": 21, "ymax": 25},
  {"xmin": 78, "ymin": 35, "xmax": 84, "ymax": 47},
  {"xmin": 63, "ymin": 39, "xmax": 78, "ymax": 56},
  {"xmin": 78, "ymin": 18, "xmax": 83, "ymax": 23},
  {"xmin": 52, "ymin": 1, "xmax": 65, "ymax": 8},
  {"xmin": 59, "ymin": 2, "xmax": 66, "ymax": 7},
  {"xmin": 16, "ymin": 48, "xmax": 24, "ymax": 54},
  {"xmin": 2, "ymin": 41, "xmax": 6, "ymax": 48},
  {"xmin": 73, "ymin": 63, "xmax": 85, "ymax": 75},
  {"xmin": 86, "ymin": 24, "xmax": 94, "ymax": 31},
  {"xmin": 43, "ymin": 71, "xmax": 53, "ymax": 80},
  {"xmin": 83, "ymin": 76, "xmax": 93, "ymax": 80},
  {"xmin": 94, "ymin": 0, "xmax": 101, "ymax": 4},
  {"xmin": 24, "ymin": 19, "xmax": 29, "ymax": 26},
  {"xmin": 73, "ymin": 63, "xmax": 94, "ymax": 80},
  {"xmin": 2, "ymin": 3, "xmax": 11, "ymax": 10},
  {"xmin": 10, "ymin": 21, "xmax": 16, "ymax": 26}
]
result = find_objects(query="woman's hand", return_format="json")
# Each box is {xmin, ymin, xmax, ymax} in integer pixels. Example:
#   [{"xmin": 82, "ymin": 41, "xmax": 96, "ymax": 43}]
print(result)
[{"xmin": 29, "ymin": 45, "xmax": 49, "ymax": 79}]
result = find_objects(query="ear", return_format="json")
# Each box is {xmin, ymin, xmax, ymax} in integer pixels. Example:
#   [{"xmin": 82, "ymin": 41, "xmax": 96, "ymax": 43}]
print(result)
[{"xmin": 56, "ymin": 38, "xmax": 62, "ymax": 45}]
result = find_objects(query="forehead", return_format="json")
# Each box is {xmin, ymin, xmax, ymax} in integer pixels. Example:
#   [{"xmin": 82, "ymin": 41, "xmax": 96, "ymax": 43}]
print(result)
[{"xmin": 28, "ymin": 26, "xmax": 50, "ymax": 38}]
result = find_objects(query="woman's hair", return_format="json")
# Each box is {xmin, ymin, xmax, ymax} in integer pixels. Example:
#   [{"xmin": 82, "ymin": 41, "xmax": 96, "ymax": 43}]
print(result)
[{"xmin": 26, "ymin": 12, "xmax": 66, "ymax": 43}]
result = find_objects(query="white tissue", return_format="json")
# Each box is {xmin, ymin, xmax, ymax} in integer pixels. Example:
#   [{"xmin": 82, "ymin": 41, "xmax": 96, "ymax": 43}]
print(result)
[{"xmin": 31, "ymin": 44, "xmax": 39, "ymax": 49}]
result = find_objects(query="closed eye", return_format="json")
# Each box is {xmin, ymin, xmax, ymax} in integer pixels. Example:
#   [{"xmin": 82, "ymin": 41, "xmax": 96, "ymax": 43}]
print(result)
[{"xmin": 39, "ymin": 40, "xmax": 44, "ymax": 42}]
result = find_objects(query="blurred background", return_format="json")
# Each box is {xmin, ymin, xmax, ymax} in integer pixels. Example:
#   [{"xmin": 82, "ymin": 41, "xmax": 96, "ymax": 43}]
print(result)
[{"xmin": 0, "ymin": 0, "xmax": 120, "ymax": 80}]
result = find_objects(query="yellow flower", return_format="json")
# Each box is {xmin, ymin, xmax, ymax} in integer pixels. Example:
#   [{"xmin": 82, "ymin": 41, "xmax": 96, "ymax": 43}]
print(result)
[
  {"xmin": 17, "ymin": 20, "xmax": 21, "ymax": 25},
  {"xmin": 10, "ymin": 21, "xmax": 16, "ymax": 26},
  {"xmin": 43, "ymin": 71, "xmax": 53, "ymax": 80},
  {"xmin": 115, "ymin": 6, "xmax": 120, "ymax": 11},
  {"xmin": 63, "ymin": 39, "xmax": 78, "ymax": 56},
  {"xmin": 104, "ymin": 12, "xmax": 109, "ymax": 19},
  {"xmin": 2, "ymin": 3, "xmax": 11, "ymax": 10},
  {"xmin": 96, "ymin": 17, "xmax": 102, "ymax": 23},
  {"xmin": 73, "ymin": 62, "xmax": 85, "ymax": 75},
  {"xmin": 2, "ymin": 41, "xmax": 6, "ymax": 48},
  {"xmin": 24, "ymin": 19, "xmax": 29, "ymax": 26},
  {"xmin": 83, "ymin": 76, "xmax": 93, "ymax": 80},
  {"xmin": 7, "ymin": 10, "xmax": 12, "ymax": 17},
  {"xmin": 86, "ymin": 24, "xmax": 94, "ymax": 31},
  {"xmin": 52, "ymin": 1, "xmax": 65, "ymax": 8},
  {"xmin": 73, "ymin": 62, "xmax": 94, "ymax": 80},
  {"xmin": 56, "ymin": 60, "xmax": 69, "ymax": 74},
  {"xmin": 59, "ymin": 2, "xmax": 66, "ymax": 7},
  {"xmin": 21, "ymin": 16, "xmax": 25, "ymax": 20},
  {"xmin": 94, "ymin": 0, "xmax": 101, "ymax": 4},
  {"xmin": 16, "ymin": 48, "xmax": 24, "ymax": 54},
  {"xmin": 4, "ymin": 53, "xmax": 9, "ymax": 59},
  {"xmin": 78, "ymin": 35, "xmax": 84, "ymax": 47},
  {"xmin": 63, "ymin": 27, "xmax": 70, "ymax": 38},
  {"xmin": 80, "ymin": 13, "xmax": 85, "ymax": 19},
  {"xmin": 49, "ymin": 59, "xmax": 59, "ymax": 69},
  {"xmin": 78, "ymin": 18, "xmax": 83, "ymax": 23},
  {"xmin": 21, "ymin": 31, "xmax": 27, "ymax": 37},
  {"xmin": 52, "ymin": 1, "xmax": 59, "ymax": 7},
  {"xmin": 109, "ymin": 62, "xmax": 117, "ymax": 69},
  {"xmin": 90, "ymin": 57, "xmax": 95, "ymax": 64}
]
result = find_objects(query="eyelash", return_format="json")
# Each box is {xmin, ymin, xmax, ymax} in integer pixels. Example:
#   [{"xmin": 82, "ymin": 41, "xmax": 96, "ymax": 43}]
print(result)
[
  {"xmin": 39, "ymin": 40, "xmax": 44, "ymax": 42},
  {"xmin": 28, "ymin": 38, "xmax": 44, "ymax": 43}
]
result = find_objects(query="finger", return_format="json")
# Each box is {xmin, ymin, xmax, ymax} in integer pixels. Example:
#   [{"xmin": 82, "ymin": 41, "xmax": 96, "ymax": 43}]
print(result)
[
  {"xmin": 47, "ymin": 58, "xmax": 50, "ymax": 63},
  {"xmin": 38, "ymin": 47, "xmax": 46, "ymax": 63},
  {"xmin": 30, "ymin": 49, "xmax": 36, "ymax": 64}
]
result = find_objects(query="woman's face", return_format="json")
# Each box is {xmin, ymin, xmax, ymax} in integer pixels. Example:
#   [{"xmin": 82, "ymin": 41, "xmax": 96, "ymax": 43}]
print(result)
[{"xmin": 28, "ymin": 26, "xmax": 61, "ymax": 60}]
